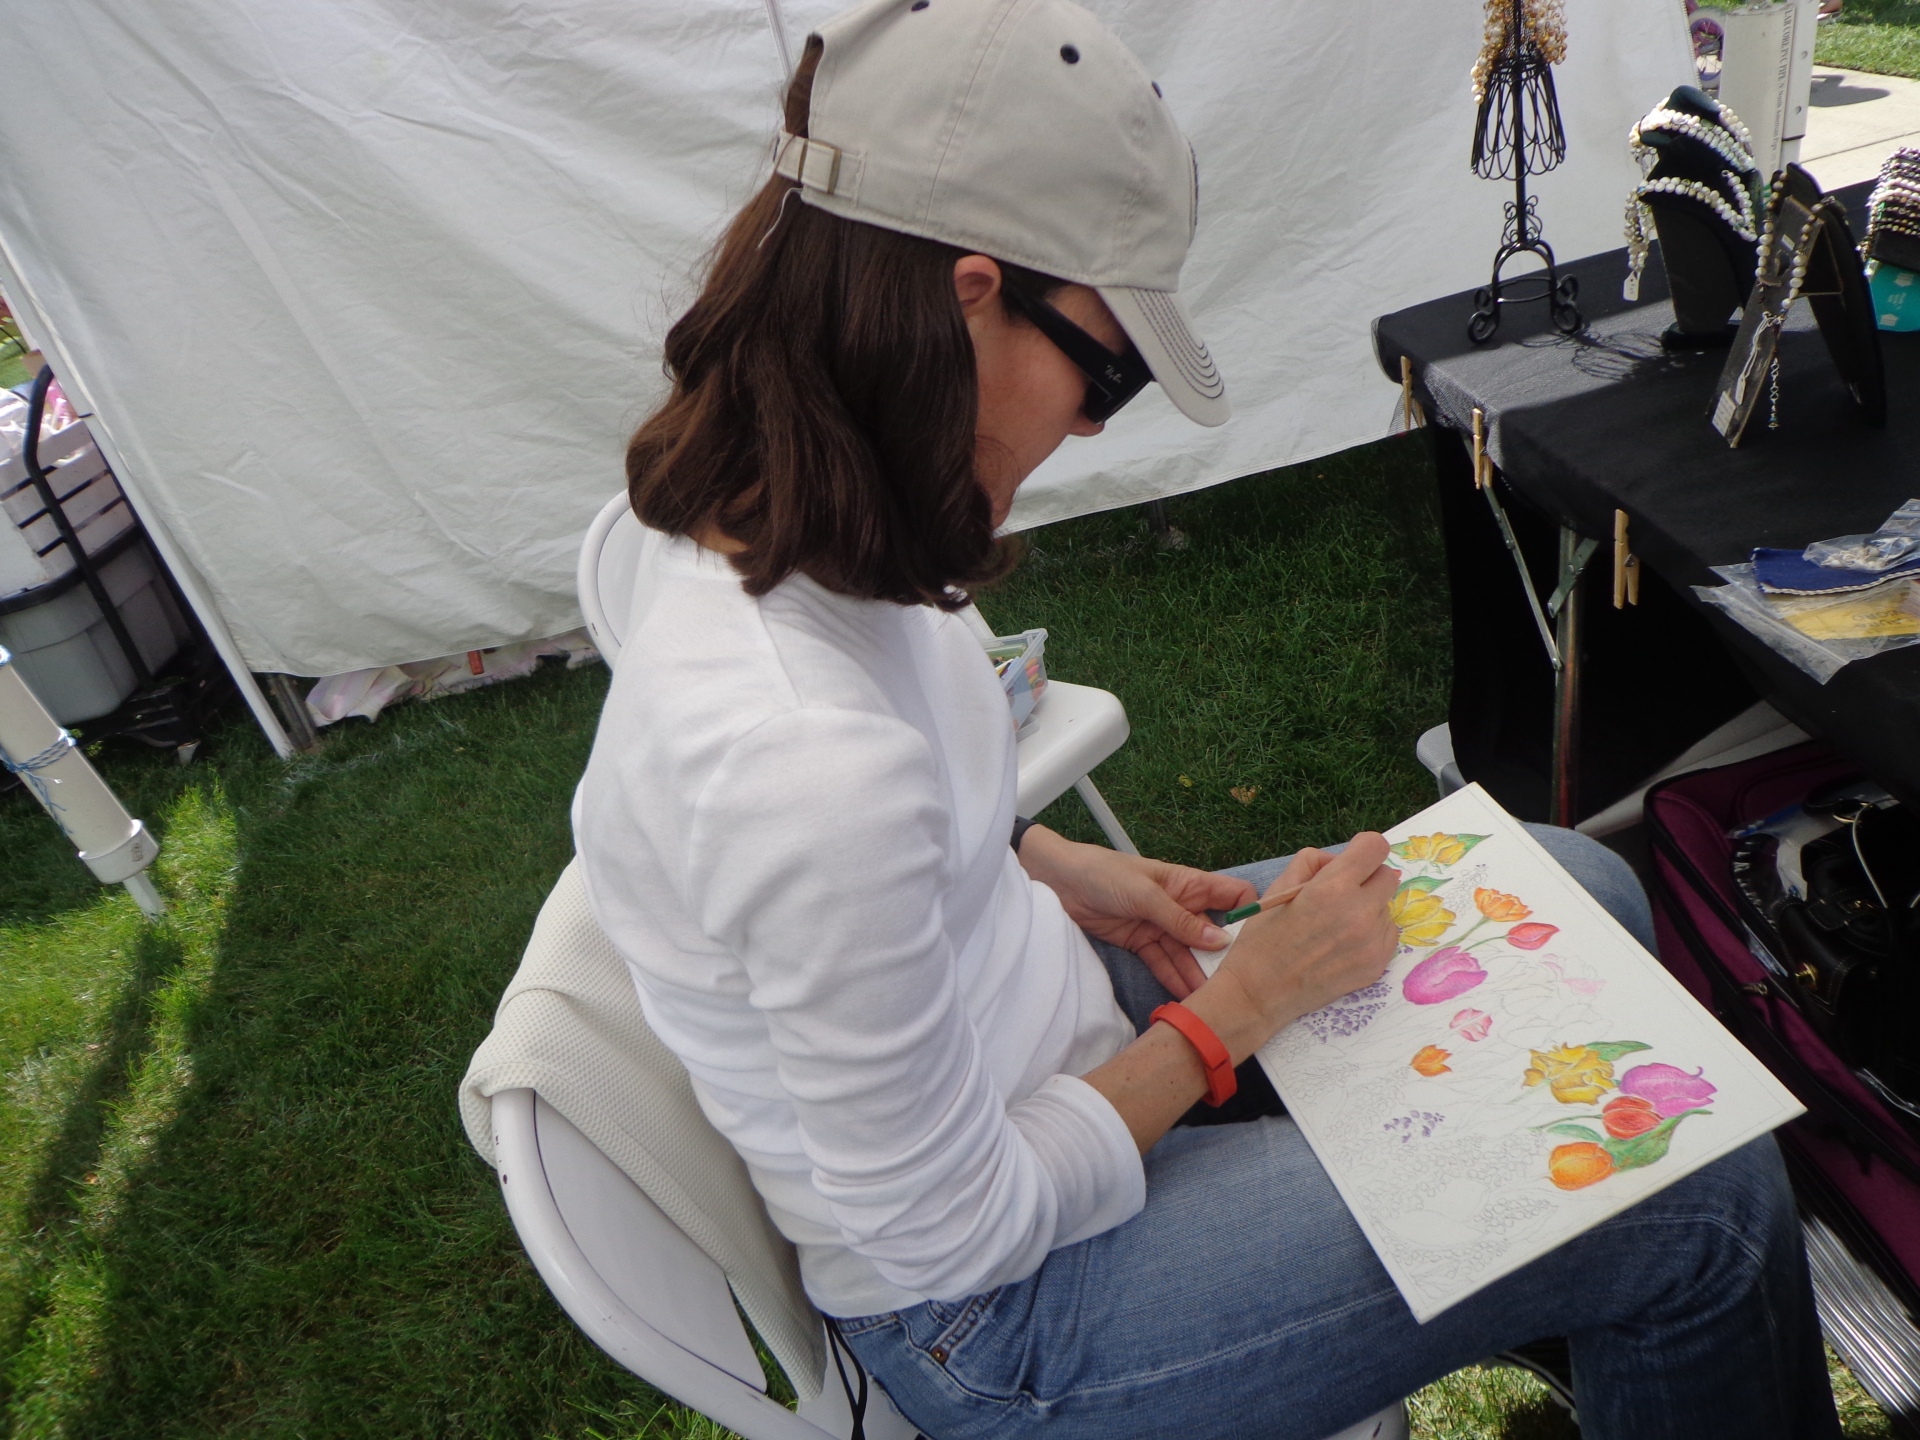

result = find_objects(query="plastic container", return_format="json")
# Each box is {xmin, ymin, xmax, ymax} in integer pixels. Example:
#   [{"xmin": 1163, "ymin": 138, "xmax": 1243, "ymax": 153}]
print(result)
[
  {"xmin": 0, "ymin": 404, "xmax": 133, "ymax": 600},
  {"xmin": 0, "ymin": 543, "xmax": 188, "ymax": 723},
  {"xmin": 985, "ymin": 628, "xmax": 1048, "ymax": 729}
]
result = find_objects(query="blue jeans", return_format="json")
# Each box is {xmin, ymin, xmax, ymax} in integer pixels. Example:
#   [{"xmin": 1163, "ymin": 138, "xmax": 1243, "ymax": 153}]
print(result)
[{"xmin": 838, "ymin": 827, "xmax": 1839, "ymax": 1440}]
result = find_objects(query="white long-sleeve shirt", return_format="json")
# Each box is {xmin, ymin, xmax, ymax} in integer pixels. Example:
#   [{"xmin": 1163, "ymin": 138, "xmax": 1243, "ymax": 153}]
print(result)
[{"xmin": 574, "ymin": 528, "xmax": 1143, "ymax": 1316}]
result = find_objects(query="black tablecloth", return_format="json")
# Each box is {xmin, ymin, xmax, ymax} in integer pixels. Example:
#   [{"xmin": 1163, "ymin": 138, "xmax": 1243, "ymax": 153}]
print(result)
[{"xmin": 1373, "ymin": 185, "xmax": 1920, "ymax": 813}]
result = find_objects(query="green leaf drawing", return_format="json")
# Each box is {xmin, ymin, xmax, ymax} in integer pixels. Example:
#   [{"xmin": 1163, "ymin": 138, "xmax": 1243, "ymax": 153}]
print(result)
[
  {"xmin": 1454, "ymin": 834, "xmax": 1491, "ymax": 854},
  {"xmin": 1542, "ymin": 1122, "xmax": 1605, "ymax": 1143},
  {"xmin": 1585, "ymin": 1041, "xmax": 1655, "ymax": 1062},
  {"xmin": 1395, "ymin": 876, "xmax": 1448, "ymax": 895},
  {"xmin": 1602, "ymin": 1108, "xmax": 1712, "ymax": 1172}
]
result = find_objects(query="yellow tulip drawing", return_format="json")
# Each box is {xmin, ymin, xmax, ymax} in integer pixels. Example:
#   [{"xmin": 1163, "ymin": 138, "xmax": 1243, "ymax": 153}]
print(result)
[
  {"xmin": 1523, "ymin": 1044, "xmax": 1617, "ymax": 1106},
  {"xmin": 1392, "ymin": 832, "xmax": 1471, "ymax": 867},
  {"xmin": 1389, "ymin": 888, "xmax": 1456, "ymax": 947}
]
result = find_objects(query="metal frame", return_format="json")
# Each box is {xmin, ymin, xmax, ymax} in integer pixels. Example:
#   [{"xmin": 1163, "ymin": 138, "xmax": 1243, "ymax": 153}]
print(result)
[{"xmin": 1470, "ymin": 410, "xmax": 1597, "ymax": 826}]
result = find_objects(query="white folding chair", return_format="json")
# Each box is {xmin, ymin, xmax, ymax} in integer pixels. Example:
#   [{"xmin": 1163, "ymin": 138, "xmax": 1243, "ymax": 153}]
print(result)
[
  {"xmin": 492, "ymin": 1088, "xmax": 919, "ymax": 1440},
  {"xmin": 576, "ymin": 494, "xmax": 1139, "ymax": 853},
  {"xmin": 467, "ymin": 863, "xmax": 1407, "ymax": 1440}
]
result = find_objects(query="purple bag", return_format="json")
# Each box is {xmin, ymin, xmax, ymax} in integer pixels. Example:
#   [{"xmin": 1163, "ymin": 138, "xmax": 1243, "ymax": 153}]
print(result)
[{"xmin": 1645, "ymin": 744, "xmax": 1920, "ymax": 1428}]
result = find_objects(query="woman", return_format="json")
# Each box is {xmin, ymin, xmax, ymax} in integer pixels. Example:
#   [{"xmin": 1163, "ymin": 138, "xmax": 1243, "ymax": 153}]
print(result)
[{"xmin": 575, "ymin": 2, "xmax": 1840, "ymax": 1436}]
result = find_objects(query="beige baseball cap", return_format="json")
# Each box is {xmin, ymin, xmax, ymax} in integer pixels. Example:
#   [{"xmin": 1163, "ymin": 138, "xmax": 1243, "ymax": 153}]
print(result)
[{"xmin": 774, "ymin": 0, "xmax": 1229, "ymax": 426}]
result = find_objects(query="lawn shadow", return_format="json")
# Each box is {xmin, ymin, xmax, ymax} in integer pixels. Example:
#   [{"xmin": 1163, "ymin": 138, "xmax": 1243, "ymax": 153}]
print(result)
[
  {"xmin": 1496, "ymin": 1398, "xmax": 1579, "ymax": 1440},
  {"xmin": 4, "ymin": 665, "xmax": 695, "ymax": 1440},
  {"xmin": 0, "ymin": 916, "xmax": 187, "ymax": 1405}
]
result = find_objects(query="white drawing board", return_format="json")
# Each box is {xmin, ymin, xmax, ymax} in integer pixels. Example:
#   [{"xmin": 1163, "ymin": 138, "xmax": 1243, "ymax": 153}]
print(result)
[{"xmin": 1198, "ymin": 783, "xmax": 1804, "ymax": 1323}]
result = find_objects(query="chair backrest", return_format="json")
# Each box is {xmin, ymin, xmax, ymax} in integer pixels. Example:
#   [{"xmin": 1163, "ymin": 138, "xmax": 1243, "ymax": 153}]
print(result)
[
  {"xmin": 461, "ymin": 861, "xmax": 825, "ymax": 1394},
  {"xmin": 462, "ymin": 862, "xmax": 921, "ymax": 1439},
  {"xmin": 493, "ymin": 1087, "xmax": 900, "ymax": 1440},
  {"xmin": 577, "ymin": 492, "xmax": 642, "ymax": 669}
]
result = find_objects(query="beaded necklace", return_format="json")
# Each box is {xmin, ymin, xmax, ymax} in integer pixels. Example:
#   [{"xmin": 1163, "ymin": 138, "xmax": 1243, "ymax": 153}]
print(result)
[
  {"xmin": 1864, "ymin": 148, "xmax": 1920, "ymax": 257},
  {"xmin": 1471, "ymin": 0, "xmax": 1567, "ymax": 102},
  {"xmin": 1622, "ymin": 99, "xmax": 1761, "ymax": 301}
]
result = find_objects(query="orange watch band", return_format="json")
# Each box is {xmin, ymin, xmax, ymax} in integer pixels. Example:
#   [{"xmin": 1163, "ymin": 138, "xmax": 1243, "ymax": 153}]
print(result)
[{"xmin": 1150, "ymin": 1002, "xmax": 1238, "ymax": 1107}]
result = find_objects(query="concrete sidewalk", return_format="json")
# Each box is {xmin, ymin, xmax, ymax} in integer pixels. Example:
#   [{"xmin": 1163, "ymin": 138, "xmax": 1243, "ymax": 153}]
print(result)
[{"xmin": 1801, "ymin": 65, "xmax": 1920, "ymax": 190}]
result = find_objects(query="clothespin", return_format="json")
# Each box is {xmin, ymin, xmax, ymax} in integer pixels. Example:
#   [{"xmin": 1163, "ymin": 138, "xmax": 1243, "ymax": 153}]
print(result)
[
  {"xmin": 1612, "ymin": 509, "xmax": 1641, "ymax": 608},
  {"xmin": 1398, "ymin": 356, "xmax": 1426, "ymax": 432},
  {"xmin": 1471, "ymin": 408, "xmax": 1489, "ymax": 489}
]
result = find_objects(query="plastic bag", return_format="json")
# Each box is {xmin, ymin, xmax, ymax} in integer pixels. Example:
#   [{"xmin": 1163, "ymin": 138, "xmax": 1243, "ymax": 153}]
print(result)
[
  {"xmin": 1695, "ymin": 564, "xmax": 1920, "ymax": 682},
  {"xmin": 1805, "ymin": 498, "xmax": 1920, "ymax": 571}
]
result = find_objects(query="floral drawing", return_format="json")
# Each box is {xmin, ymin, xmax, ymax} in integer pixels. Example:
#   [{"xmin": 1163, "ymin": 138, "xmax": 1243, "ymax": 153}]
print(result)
[
  {"xmin": 1451, "ymin": 1008, "xmax": 1492, "ymax": 1042},
  {"xmin": 1298, "ymin": 980, "xmax": 1390, "ymax": 1043},
  {"xmin": 1411, "ymin": 1044, "xmax": 1453, "ymax": 1076},
  {"xmin": 1389, "ymin": 857, "xmax": 1556, "ymax": 962},
  {"xmin": 1383, "ymin": 1110, "xmax": 1445, "ymax": 1143},
  {"xmin": 1599, "ymin": 1095, "xmax": 1660, "ymax": 1138},
  {"xmin": 1542, "ymin": 958, "xmax": 1604, "ymax": 992},
  {"xmin": 1390, "ymin": 887, "xmax": 1456, "ymax": 947},
  {"xmin": 1391, "ymin": 832, "xmax": 1489, "ymax": 871},
  {"xmin": 1403, "ymin": 948, "xmax": 1487, "ymax": 1005},
  {"xmin": 1619, "ymin": 1062, "xmax": 1718, "ymax": 1116},
  {"xmin": 1474, "ymin": 888, "xmax": 1532, "ymax": 923},
  {"xmin": 1521, "ymin": 1040, "xmax": 1651, "ymax": 1105},
  {"xmin": 1533, "ymin": 1057, "xmax": 1716, "ymax": 1190},
  {"xmin": 1547, "ymin": 1141, "xmax": 1614, "ymax": 1190}
]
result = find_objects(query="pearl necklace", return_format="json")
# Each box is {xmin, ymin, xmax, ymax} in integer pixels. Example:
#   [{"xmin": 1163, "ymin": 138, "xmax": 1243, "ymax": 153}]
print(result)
[
  {"xmin": 1622, "ymin": 98, "xmax": 1761, "ymax": 301},
  {"xmin": 1472, "ymin": 0, "xmax": 1568, "ymax": 102},
  {"xmin": 1625, "ymin": 175, "xmax": 1761, "ymax": 300},
  {"xmin": 1630, "ymin": 107, "xmax": 1759, "ymax": 177}
]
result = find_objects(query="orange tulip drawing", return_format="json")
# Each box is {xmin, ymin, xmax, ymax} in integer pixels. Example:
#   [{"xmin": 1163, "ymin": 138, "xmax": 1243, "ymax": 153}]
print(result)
[
  {"xmin": 1548, "ymin": 1142, "xmax": 1615, "ymax": 1190},
  {"xmin": 1411, "ymin": 1044, "xmax": 1453, "ymax": 1077},
  {"xmin": 1473, "ymin": 888, "xmax": 1532, "ymax": 923}
]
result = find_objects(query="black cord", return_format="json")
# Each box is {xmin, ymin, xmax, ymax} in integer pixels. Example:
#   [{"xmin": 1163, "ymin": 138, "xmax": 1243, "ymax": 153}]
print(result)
[{"xmin": 823, "ymin": 1318, "xmax": 868, "ymax": 1440}]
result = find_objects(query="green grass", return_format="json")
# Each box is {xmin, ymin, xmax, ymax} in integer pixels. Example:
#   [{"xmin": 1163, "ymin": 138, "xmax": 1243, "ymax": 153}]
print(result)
[
  {"xmin": 981, "ymin": 436, "xmax": 1450, "ymax": 864},
  {"xmin": 1818, "ymin": 0, "xmax": 1920, "ymax": 79},
  {"xmin": 1693, "ymin": 0, "xmax": 1920, "ymax": 79},
  {"xmin": 0, "ymin": 438, "xmax": 1895, "ymax": 1438}
]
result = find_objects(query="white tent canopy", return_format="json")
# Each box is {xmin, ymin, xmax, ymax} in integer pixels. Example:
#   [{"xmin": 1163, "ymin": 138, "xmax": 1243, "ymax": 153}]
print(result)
[{"xmin": 0, "ymin": 0, "xmax": 1690, "ymax": 695}]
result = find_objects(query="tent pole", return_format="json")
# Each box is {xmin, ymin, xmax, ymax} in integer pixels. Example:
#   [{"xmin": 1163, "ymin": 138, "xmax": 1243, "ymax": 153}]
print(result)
[
  {"xmin": 762, "ymin": 0, "xmax": 794, "ymax": 78},
  {"xmin": 0, "ymin": 231, "xmax": 298, "ymax": 760}
]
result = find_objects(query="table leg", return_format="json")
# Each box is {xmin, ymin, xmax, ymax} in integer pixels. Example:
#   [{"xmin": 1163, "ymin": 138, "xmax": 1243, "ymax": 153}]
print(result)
[{"xmin": 1551, "ymin": 526, "xmax": 1585, "ymax": 827}]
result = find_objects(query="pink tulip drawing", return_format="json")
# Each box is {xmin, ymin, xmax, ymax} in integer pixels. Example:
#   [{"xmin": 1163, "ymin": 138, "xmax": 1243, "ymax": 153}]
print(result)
[
  {"xmin": 1619, "ymin": 1063, "xmax": 1717, "ymax": 1117},
  {"xmin": 1508, "ymin": 923, "xmax": 1559, "ymax": 950},
  {"xmin": 1543, "ymin": 960, "xmax": 1607, "ymax": 996},
  {"xmin": 1403, "ymin": 948, "xmax": 1487, "ymax": 1005},
  {"xmin": 1450, "ymin": 1008, "xmax": 1492, "ymax": 1042}
]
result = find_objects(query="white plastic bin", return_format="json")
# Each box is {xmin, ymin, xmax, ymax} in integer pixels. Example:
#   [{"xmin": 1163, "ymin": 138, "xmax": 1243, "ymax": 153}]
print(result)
[
  {"xmin": 0, "ymin": 543, "xmax": 188, "ymax": 723},
  {"xmin": 0, "ymin": 400, "xmax": 131, "ymax": 601}
]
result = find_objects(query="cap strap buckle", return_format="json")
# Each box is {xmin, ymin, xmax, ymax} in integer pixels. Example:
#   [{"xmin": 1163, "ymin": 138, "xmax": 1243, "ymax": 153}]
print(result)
[{"xmin": 775, "ymin": 133, "xmax": 842, "ymax": 195}]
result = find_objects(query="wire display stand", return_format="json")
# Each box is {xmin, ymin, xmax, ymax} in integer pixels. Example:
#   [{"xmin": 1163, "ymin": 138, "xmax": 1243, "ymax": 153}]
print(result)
[{"xmin": 1468, "ymin": 0, "xmax": 1582, "ymax": 343}]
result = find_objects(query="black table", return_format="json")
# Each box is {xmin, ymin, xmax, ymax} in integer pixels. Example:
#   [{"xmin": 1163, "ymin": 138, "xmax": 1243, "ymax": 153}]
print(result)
[{"xmin": 1374, "ymin": 184, "xmax": 1920, "ymax": 823}]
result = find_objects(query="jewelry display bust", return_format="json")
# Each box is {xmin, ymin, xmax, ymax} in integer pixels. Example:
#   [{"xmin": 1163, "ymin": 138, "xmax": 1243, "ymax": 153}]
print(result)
[{"xmin": 1625, "ymin": 85, "xmax": 1762, "ymax": 350}]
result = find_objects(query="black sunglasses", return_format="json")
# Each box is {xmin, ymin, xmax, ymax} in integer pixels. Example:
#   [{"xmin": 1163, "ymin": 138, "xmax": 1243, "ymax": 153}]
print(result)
[{"xmin": 999, "ymin": 279, "xmax": 1154, "ymax": 423}]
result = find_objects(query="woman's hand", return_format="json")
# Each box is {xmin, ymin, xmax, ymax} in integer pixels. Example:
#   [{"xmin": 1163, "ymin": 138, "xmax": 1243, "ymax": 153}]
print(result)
[
  {"xmin": 1015, "ymin": 825, "xmax": 1256, "ymax": 998},
  {"xmin": 1188, "ymin": 833, "xmax": 1402, "ymax": 1063},
  {"xmin": 1081, "ymin": 832, "xmax": 1401, "ymax": 1153}
]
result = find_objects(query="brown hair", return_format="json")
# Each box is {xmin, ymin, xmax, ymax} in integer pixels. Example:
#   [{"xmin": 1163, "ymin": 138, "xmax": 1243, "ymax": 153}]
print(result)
[{"xmin": 625, "ymin": 41, "xmax": 1060, "ymax": 610}]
